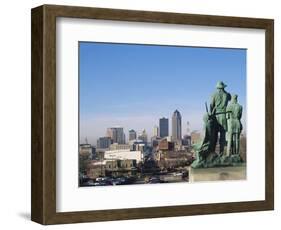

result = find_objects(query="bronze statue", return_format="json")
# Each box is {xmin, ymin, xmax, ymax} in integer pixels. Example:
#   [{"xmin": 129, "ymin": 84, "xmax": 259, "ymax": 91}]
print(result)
[
  {"xmin": 191, "ymin": 81, "xmax": 243, "ymax": 168},
  {"xmin": 210, "ymin": 81, "xmax": 231, "ymax": 154},
  {"xmin": 226, "ymin": 94, "xmax": 243, "ymax": 156}
]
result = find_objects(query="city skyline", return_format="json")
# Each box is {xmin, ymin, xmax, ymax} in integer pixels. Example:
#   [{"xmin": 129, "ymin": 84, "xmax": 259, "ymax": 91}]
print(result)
[
  {"xmin": 84, "ymin": 110, "xmax": 189, "ymax": 146},
  {"xmin": 79, "ymin": 42, "xmax": 246, "ymax": 145}
]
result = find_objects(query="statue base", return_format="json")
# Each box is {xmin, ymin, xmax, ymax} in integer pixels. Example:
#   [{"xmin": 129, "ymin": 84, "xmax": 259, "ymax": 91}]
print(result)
[
  {"xmin": 189, "ymin": 164, "xmax": 246, "ymax": 182},
  {"xmin": 191, "ymin": 153, "xmax": 244, "ymax": 168}
]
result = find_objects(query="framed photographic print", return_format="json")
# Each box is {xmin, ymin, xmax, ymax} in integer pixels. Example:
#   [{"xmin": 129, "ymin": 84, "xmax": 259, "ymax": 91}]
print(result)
[{"xmin": 31, "ymin": 4, "xmax": 274, "ymax": 225}]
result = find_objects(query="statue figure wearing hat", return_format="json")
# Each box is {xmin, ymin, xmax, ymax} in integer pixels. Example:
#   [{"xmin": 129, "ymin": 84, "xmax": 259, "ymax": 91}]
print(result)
[
  {"xmin": 210, "ymin": 81, "xmax": 231, "ymax": 154},
  {"xmin": 191, "ymin": 81, "xmax": 244, "ymax": 168},
  {"xmin": 226, "ymin": 94, "xmax": 243, "ymax": 156}
]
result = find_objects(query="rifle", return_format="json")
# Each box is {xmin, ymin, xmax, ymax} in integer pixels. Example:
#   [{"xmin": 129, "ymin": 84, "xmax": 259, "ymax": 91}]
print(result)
[{"xmin": 205, "ymin": 102, "xmax": 210, "ymax": 116}]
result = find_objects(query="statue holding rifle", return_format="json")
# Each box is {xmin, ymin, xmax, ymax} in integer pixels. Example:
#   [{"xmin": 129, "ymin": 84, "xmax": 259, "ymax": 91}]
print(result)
[{"xmin": 191, "ymin": 81, "xmax": 243, "ymax": 168}]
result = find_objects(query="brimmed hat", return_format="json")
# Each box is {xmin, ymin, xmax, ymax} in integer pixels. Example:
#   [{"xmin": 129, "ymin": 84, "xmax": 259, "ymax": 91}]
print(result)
[{"xmin": 216, "ymin": 81, "xmax": 227, "ymax": 89}]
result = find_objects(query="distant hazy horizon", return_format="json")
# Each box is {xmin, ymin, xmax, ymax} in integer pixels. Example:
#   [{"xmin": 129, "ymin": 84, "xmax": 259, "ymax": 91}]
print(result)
[{"xmin": 79, "ymin": 42, "xmax": 247, "ymax": 146}]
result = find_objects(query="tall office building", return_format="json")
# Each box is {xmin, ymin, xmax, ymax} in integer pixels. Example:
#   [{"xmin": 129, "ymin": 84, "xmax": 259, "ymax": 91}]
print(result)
[
  {"xmin": 159, "ymin": 117, "xmax": 169, "ymax": 138},
  {"xmin": 172, "ymin": 110, "xmax": 182, "ymax": 141},
  {"xmin": 138, "ymin": 129, "xmax": 148, "ymax": 143},
  {"xmin": 107, "ymin": 127, "xmax": 125, "ymax": 144},
  {"xmin": 153, "ymin": 126, "xmax": 159, "ymax": 137},
  {"xmin": 182, "ymin": 135, "xmax": 191, "ymax": 146},
  {"xmin": 97, "ymin": 137, "xmax": 112, "ymax": 149},
  {"xmin": 129, "ymin": 129, "xmax": 137, "ymax": 141},
  {"xmin": 191, "ymin": 131, "xmax": 201, "ymax": 144}
]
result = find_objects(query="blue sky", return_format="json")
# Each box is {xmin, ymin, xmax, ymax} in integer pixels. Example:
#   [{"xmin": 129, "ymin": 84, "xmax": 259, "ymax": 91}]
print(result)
[{"xmin": 79, "ymin": 42, "xmax": 246, "ymax": 145}]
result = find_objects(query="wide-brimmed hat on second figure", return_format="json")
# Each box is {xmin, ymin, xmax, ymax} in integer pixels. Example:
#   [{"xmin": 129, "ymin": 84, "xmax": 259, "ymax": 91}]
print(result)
[{"xmin": 216, "ymin": 81, "xmax": 227, "ymax": 89}]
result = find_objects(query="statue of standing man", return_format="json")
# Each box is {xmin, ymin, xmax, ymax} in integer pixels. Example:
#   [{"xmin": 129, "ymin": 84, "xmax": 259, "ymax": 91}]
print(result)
[
  {"xmin": 210, "ymin": 81, "xmax": 231, "ymax": 154},
  {"xmin": 226, "ymin": 94, "xmax": 243, "ymax": 156}
]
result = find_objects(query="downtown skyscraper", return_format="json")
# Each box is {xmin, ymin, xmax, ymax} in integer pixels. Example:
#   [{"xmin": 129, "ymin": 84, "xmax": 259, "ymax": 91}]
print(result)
[
  {"xmin": 172, "ymin": 110, "xmax": 182, "ymax": 141},
  {"xmin": 159, "ymin": 117, "xmax": 169, "ymax": 138},
  {"xmin": 153, "ymin": 126, "xmax": 159, "ymax": 137},
  {"xmin": 129, "ymin": 129, "xmax": 137, "ymax": 141},
  {"xmin": 107, "ymin": 127, "xmax": 125, "ymax": 144}
]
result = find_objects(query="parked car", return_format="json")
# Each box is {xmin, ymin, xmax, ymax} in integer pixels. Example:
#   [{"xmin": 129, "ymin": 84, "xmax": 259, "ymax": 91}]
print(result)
[
  {"xmin": 95, "ymin": 177, "xmax": 109, "ymax": 182},
  {"xmin": 147, "ymin": 176, "xmax": 162, "ymax": 184},
  {"xmin": 93, "ymin": 181, "xmax": 109, "ymax": 186}
]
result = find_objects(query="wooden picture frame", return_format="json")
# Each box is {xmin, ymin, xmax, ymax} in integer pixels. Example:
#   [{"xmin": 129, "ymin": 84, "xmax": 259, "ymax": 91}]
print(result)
[{"xmin": 31, "ymin": 4, "xmax": 274, "ymax": 225}]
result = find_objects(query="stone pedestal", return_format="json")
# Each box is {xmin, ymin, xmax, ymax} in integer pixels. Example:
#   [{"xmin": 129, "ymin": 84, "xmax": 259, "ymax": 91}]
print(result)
[{"xmin": 189, "ymin": 164, "xmax": 246, "ymax": 182}]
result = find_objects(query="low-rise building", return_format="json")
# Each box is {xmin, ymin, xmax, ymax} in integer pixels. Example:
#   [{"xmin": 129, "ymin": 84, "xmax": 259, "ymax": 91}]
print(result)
[
  {"xmin": 86, "ymin": 158, "xmax": 138, "ymax": 179},
  {"xmin": 104, "ymin": 149, "xmax": 143, "ymax": 163},
  {"xmin": 105, "ymin": 159, "xmax": 119, "ymax": 170},
  {"xmin": 86, "ymin": 160, "xmax": 106, "ymax": 179},
  {"xmin": 105, "ymin": 159, "xmax": 137, "ymax": 170},
  {"xmin": 151, "ymin": 136, "xmax": 161, "ymax": 148},
  {"xmin": 79, "ymin": 144, "xmax": 95, "ymax": 159},
  {"xmin": 158, "ymin": 139, "xmax": 175, "ymax": 151},
  {"xmin": 120, "ymin": 159, "xmax": 137, "ymax": 169},
  {"xmin": 129, "ymin": 139, "xmax": 147, "ymax": 152},
  {"xmin": 109, "ymin": 143, "xmax": 130, "ymax": 151}
]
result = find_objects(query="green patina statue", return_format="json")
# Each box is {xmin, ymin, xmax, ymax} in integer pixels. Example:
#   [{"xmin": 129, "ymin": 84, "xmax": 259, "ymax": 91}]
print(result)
[
  {"xmin": 226, "ymin": 94, "xmax": 243, "ymax": 156},
  {"xmin": 210, "ymin": 81, "xmax": 231, "ymax": 154},
  {"xmin": 191, "ymin": 81, "xmax": 243, "ymax": 168}
]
